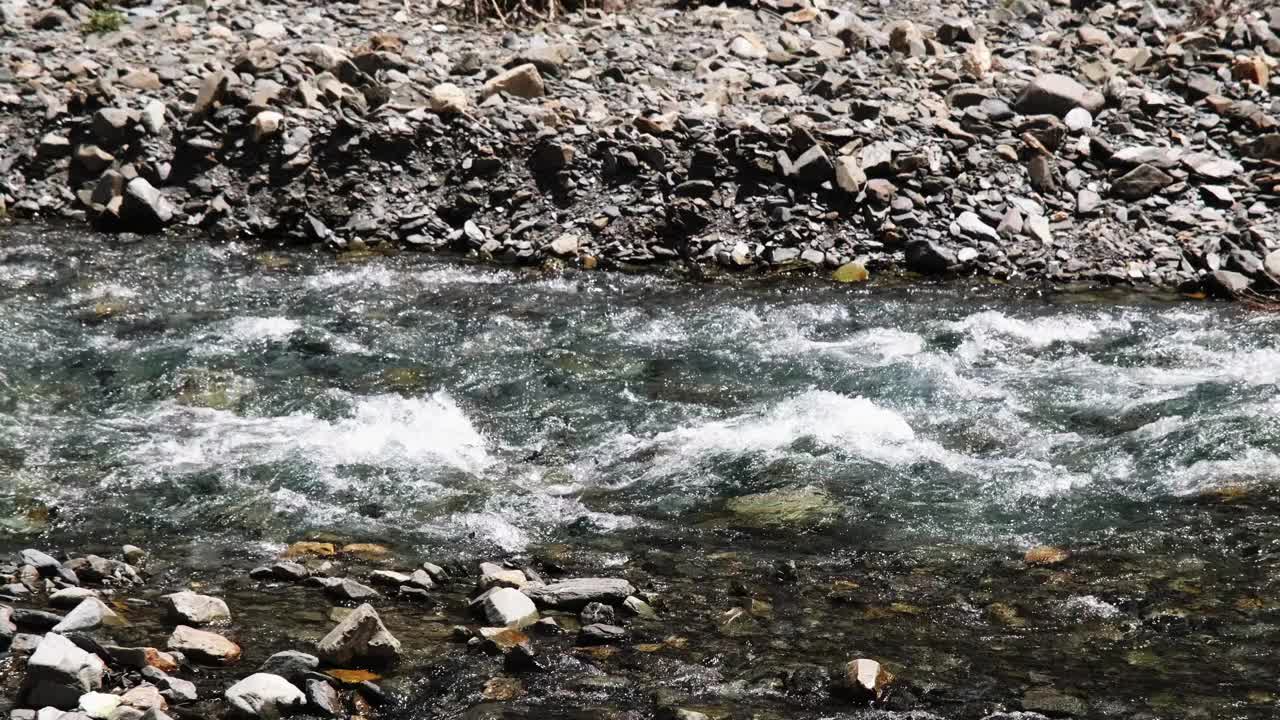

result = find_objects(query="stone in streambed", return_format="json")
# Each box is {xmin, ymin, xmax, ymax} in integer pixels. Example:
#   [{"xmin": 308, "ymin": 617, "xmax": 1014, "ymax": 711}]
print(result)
[
  {"xmin": 305, "ymin": 678, "xmax": 342, "ymax": 716},
  {"xmin": 474, "ymin": 587, "xmax": 539, "ymax": 628},
  {"xmin": 48, "ymin": 587, "xmax": 101, "ymax": 609},
  {"xmin": 258, "ymin": 650, "xmax": 319, "ymax": 680},
  {"xmin": 478, "ymin": 562, "xmax": 527, "ymax": 590},
  {"xmin": 836, "ymin": 658, "xmax": 894, "ymax": 702},
  {"xmin": 51, "ymin": 597, "xmax": 123, "ymax": 633},
  {"xmin": 523, "ymin": 578, "xmax": 636, "ymax": 609},
  {"xmin": 316, "ymin": 603, "xmax": 400, "ymax": 666},
  {"xmin": 120, "ymin": 178, "xmax": 173, "ymax": 231},
  {"xmin": 20, "ymin": 633, "xmax": 106, "ymax": 709},
  {"xmin": 322, "ymin": 578, "xmax": 380, "ymax": 601},
  {"xmin": 79, "ymin": 691, "xmax": 121, "ymax": 718},
  {"xmin": 225, "ymin": 673, "xmax": 305, "ymax": 719},
  {"xmin": 577, "ymin": 623, "xmax": 626, "ymax": 645},
  {"xmin": 722, "ymin": 486, "xmax": 836, "ymax": 528},
  {"xmin": 161, "ymin": 590, "xmax": 230, "ymax": 625},
  {"xmin": 104, "ymin": 646, "xmax": 179, "ymax": 673},
  {"xmin": 167, "ymin": 625, "xmax": 240, "ymax": 664}
]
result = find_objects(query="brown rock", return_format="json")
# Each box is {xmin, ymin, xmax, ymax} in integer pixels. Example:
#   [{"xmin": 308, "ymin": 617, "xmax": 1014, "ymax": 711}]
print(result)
[{"xmin": 482, "ymin": 63, "xmax": 545, "ymax": 99}]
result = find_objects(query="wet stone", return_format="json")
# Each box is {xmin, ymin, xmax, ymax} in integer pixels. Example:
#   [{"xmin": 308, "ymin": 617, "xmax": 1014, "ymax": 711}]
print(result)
[{"xmin": 577, "ymin": 623, "xmax": 627, "ymax": 645}]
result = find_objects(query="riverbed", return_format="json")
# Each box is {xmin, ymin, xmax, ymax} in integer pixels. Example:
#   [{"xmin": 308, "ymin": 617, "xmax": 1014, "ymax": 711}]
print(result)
[{"xmin": 2, "ymin": 225, "xmax": 1278, "ymax": 719}]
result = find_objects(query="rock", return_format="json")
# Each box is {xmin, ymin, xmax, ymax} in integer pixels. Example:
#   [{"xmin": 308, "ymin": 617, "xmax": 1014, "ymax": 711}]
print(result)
[
  {"xmin": 790, "ymin": 145, "xmax": 834, "ymax": 187},
  {"xmin": 523, "ymin": 578, "xmax": 636, "ymax": 609},
  {"xmin": 476, "ymin": 587, "xmax": 539, "ymax": 628},
  {"xmin": 160, "ymin": 591, "xmax": 230, "ymax": 625},
  {"xmin": 120, "ymin": 178, "xmax": 173, "ymax": 231},
  {"xmin": 192, "ymin": 70, "xmax": 234, "ymax": 118},
  {"xmin": 1024, "ymin": 546, "xmax": 1069, "ymax": 565},
  {"xmin": 76, "ymin": 145, "xmax": 115, "ymax": 175},
  {"xmin": 323, "ymin": 578, "xmax": 380, "ymax": 601},
  {"xmin": 1014, "ymin": 74, "xmax": 1105, "ymax": 117},
  {"xmin": 723, "ymin": 486, "xmax": 835, "ymax": 528},
  {"xmin": 92, "ymin": 109, "xmax": 135, "ymax": 146},
  {"xmin": 1063, "ymin": 108, "xmax": 1093, "ymax": 132},
  {"xmin": 837, "ymin": 658, "xmax": 894, "ymax": 702},
  {"xmin": 955, "ymin": 211, "xmax": 999, "ymax": 241},
  {"xmin": 888, "ymin": 21, "xmax": 926, "ymax": 57},
  {"xmin": 906, "ymin": 239, "xmax": 956, "ymax": 274},
  {"xmin": 316, "ymin": 603, "xmax": 400, "ymax": 667},
  {"xmin": 832, "ymin": 262, "xmax": 869, "ymax": 283},
  {"xmin": 258, "ymin": 651, "xmax": 319, "ymax": 681},
  {"xmin": 38, "ymin": 133, "xmax": 71, "ymax": 158},
  {"xmin": 305, "ymin": 678, "xmax": 342, "ymax": 717},
  {"xmin": 1022, "ymin": 687, "xmax": 1087, "ymax": 716},
  {"xmin": 579, "ymin": 602, "xmax": 615, "ymax": 625},
  {"xmin": 623, "ymin": 596, "xmax": 658, "ymax": 619},
  {"xmin": 22, "ymin": 549, "xmax": 61, "ymax": 572},
  {"xmin": 864, "ymin": 178, "xmax": 896, "ymax": 205},
  {"xmin": 103, "ymin": 646, "xmax": 178, "ymax": 673},
  {"xmin": 577, "ymin": 623, "xmax": 627, "ymax": 645},
  {"xmin": 482, "ymin": 63, "xmax": 544, "ymax": 99},
  {"xmin": 119, "ymin": 685, "xmax": 166, "ymax": 712},
  {"xmin": 937, "ymin": 17, "xmax": 978, "ymax": 44},
  {"xmin": 834, "ymin": 156, "xmax": 866, "ymax": 194},
  {"xmin": 1111, "ymin": 164, "xmax": 1172, "ymax": 200},
  {"xmin": 167, "ymin": 626, "xmax": 241, "ymax": 665},
  {"xmin": 150, "ymin": 673, "xmax": 196, "ymax": 704},
  {"xmin": 1, "ymin": 605, "xmax": 17, "ymax": 645},
  {"xmin": 250, "ymin": 111, "xmax": 283, "ymax": 143},
  {"xmin": 1181, "ymin": 152, "xmax": 1241, "ymax": 180},
  {"xmin": 14, "ymin": 609, "xmax": 65, "ymax": 630},
  {"xmin": 20, "ymin": 633, "xmax": 106, "ymax": 710},
  {"xmin": 479, "ymin": 562, "xmax": 527, "ymax": 590},
  {"xmin": 225, "ymin": 674, "xmax": 305, "ymax": 719},
  {"xmin": 80, "ymin": 691, "xmax": 122, "ymax": 718},
  {"xmin": 729, "ymin": 33, "xmax": 767, "ymax": 59},
  {"xmin": 48, "ymin": 588, "xmax": 100, "ymax": 609},
  {"xmin": 33, "ymin": 8, "xmax": 71, "ymax": 28},
  {"xmin": 547, "ymin": 233, "xmax": 580, "ymax": 257},
  {"xmin": 1206, "ymin": 270, "xmax": 1251, "ymax": 297},
  {"xmin": 253, "ymin": 20, "xmax": 287, "ymax": 40},
  {"xmin": 51, "ymin": 598, "xmax": 122, "ymax": 633},
  {"xmin": 429, "ymin": 83, "xmax": 468, "ymax": 114},
  {"xmin": 269, "ymin": 562, "xmax": 308, "ymax": 581}
]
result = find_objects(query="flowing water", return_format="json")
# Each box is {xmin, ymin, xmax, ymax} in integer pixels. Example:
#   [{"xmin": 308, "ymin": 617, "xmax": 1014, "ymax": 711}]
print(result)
[{"xmin": 2, "ymin": 225, "xmax": 1280, "ymax": 719}]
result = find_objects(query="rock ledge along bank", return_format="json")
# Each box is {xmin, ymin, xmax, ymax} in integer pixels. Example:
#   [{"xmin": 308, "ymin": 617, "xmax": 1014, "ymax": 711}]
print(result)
[{"xmin": 1, "ymin": 0, "xmax": 1278, "ymax": 296}]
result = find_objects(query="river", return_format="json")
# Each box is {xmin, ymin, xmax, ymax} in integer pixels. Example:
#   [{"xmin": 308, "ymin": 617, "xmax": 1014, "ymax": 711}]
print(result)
[{"xmin": 2, "ymin": 225, "xmax": 1278, "ymax": 718}]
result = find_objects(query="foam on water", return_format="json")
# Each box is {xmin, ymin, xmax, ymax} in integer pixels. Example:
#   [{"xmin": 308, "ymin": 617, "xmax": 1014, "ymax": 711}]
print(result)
[{"xmin": 123, "ymin": 391, "xmax": 492, "ymax": 478}]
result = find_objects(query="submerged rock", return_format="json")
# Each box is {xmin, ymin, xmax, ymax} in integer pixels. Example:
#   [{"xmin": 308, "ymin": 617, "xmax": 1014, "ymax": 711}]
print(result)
[
  {"xmin": 316, "ymin": 603, "xmax": 400, "ymax": 666},
  {"xmin": 723, "ymin": 486, "xmax": 836, "ymax": 528},
  {"xmin": 523, "ymin": 578, "xmax": 636, "ymax": 609}
]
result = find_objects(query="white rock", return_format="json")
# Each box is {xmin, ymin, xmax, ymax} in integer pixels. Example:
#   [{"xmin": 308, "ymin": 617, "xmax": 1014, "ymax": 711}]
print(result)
[
  {"xmin": 22, "ymin": 633, "xmax": 106, "ymax": 709},
  {"xmin": 250, "ymin": 111, "xmax": 284, "ymax": 143},
  {"xmin": 316, "ymin": 603, "xmax": 400, "ymax": 666},
  {"xmin": 477, "ymin": 587, "xmax": 539, "ymax": 628},
  {"xmin": 79, "ymin": 691, "xmax": 122, "ymax": 719},
  {"xmin": 224, "ymin": 673, "xmax": 304, "ymax": 719},
  {"xmin": 52, "ymin": 597, "xmax": 123, "ymax": 633},
  {"xmin": 161, "ymin": 591, "xmax": 230, "ymax": 625},
  {"xmin": 429, "ymin": 83, "xmax": 469, "ymax": 115}
]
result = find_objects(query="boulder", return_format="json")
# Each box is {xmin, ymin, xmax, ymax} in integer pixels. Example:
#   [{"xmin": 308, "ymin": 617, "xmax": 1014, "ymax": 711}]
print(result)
[
  {"xmin": 258, "ymin": 651, "xmax": 318, "ymax": 680},
  {"xmin": 224, "ymin": 674, "xmax": 305, "ymax": 719},
  {"xmin": 482, "ymin": 63, "xmax": 545, "ymax": 99},
  {"xmin": 20, "ymin": 633, "xmax": 106, "ymax": 709},
  {"xmin": 48, "ymin": 588, "xmax": 101, "ymax": 609},
  {"xmin": 51, "ymin": 598, "xmax": 123, "ymax": 633},
  {"xmin": 475, "ymin": 587, "xmax": 539, "ymax": 628},
  {"xmin": 316, "ymin": 603, "xmax": 400, "ymax": 667},
  {"xmin": 167, "ymin": 626, "xmax": 241, "ymax": 664},
  {"xmin": 161, "ymin": 591, "xmax": 231, "ymax": 625},
  {"xmin": 1014, "ymin": 74, "xmax": 1105, "ymax": 117},
  {"xmin": 120, "ymin": 178, "xmax": 173, "ymax": 231},
  {"xmin": 103, "ymin": 646, "xmax": 179, "ymax": 673},
  {"xmin": 523, "ymin": 578, "xmax": 635, "ymax": 609},
  {"xmin": 837, "ymin": 658, "xmax": 894, "ymax": 701}
]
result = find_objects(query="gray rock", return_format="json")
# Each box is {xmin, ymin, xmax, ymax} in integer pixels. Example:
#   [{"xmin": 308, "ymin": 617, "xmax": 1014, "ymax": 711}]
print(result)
[
  {"xmin": 1022, "ymin": 687, "xmax": 1087, "ymax": 716},
  {"xmin": 224, "ymin": 673, "xmax": 305, "ymax": 719},
  {"xmin": 316, "ymin": 603, "xmax": 400, "ymax": 666},
  {"xmin": 482, "ymin": 63, "xmax": 544, "ymax": 99},
  {"xmin": 91, "ymin": 109, "xmax": 135, "ymax": 146},
  {"xmin": 905, "ymin": 239, "xmax": 956, "ymax": 274},
  {"xmin": 577, "ymin": 623, "xmax": 626, "ymax": 645},
  {"xmin": 21, "ymin": 549, "xmax": 59, "ymax": 572},
  {"xmin": 475, "ymin": 587, "xmax": 539, "ymax": 628},
  {"xmin": 1063, "ymin": 107, "xmax": 1093, "ymax": 131},
  {"xmin": 305, "ymin": 679, "xmax": 341, "ymax": 717},
  {"xmin": 1206, "ymin": 270, "xmax": 1251, "ymax": 297},
  {"xmin": 1014, "ymin": 74, "xmax": 1105, "ymax": 117},
  {"xmin": 322, "ymin": 578, "xmax": 379, "ymax": 601},
  {"xmin": 523, "ymin": 578, "xmax": 635, "ymax": 609},
  {"xmin": 579, "ymin": 602, "xmax": 615, "ymax": 625},
  {"xmin": 955, "ymin": 211, "xmax": 999, "ymax": 241},
  {"xmin": 623, "ymin": 596, "xmax": 658, "ymax": 619},
  {"xmin": 48, "ymin": 588, "xmax": 100, "ymax": 609},
  {"xmin": 120, "ymin": 178, "xmax": 173, "ymax": 231},
  {"xmin": 258, "ymin": 650, "xmax": 319, "ymax": 681},
  {"xmin": 269, "ymin": 562, "xmax": 308, "ymax": 581},
  {"xmin": 51, "ymin": 597, "xmax": 122, "ymax": 633},
  {"xmin": 160, "ymin": 591, "xmax": 230, "ymax": 625},
  {"xmin": 167, "ymin": 626, "xmax": 240, "ymax": 664},
  {"xmin": 0, "ymin": 605, "xmax": 17, "ymax": 646},
  {"xmin": 20, "ymin": 633, "xmax": 106, "ymax": 710},
  {"xmin": 1111, "ymin": 164, "xmax": 1172, "ymax": 200}
]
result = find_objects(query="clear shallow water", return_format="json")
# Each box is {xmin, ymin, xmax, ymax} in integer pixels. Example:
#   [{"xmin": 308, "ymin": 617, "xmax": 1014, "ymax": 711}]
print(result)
[
  {"xmin": 4, "ymin": 226, "xmax": 1280, "ymax": 718},
  {"xmin": 2, "ymin": 226, "xmax": 1275, "ymax": 555}
]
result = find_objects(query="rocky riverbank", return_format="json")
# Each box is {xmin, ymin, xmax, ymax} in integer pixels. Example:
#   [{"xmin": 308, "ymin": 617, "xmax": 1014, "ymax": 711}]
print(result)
[{"xmin": 0, "ymin": 0, "xmax": 1277, "ymax": 295}]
